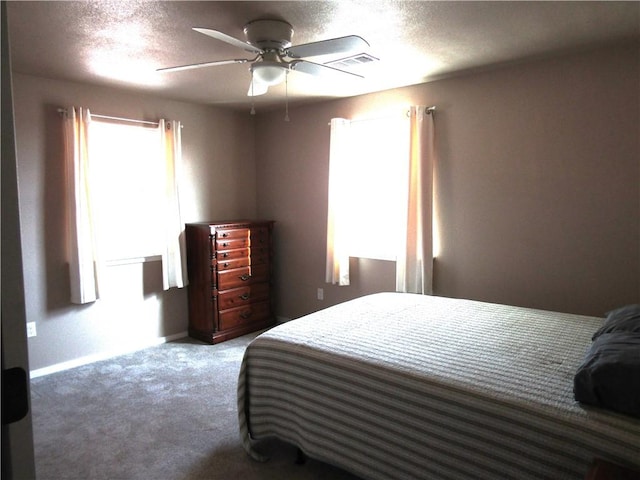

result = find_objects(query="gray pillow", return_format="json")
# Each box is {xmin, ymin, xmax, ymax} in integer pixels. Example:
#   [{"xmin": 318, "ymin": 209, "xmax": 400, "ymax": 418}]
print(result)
[
  {"xmin": 574, "ymin": 331, "xmax": 640, "ymax": 418},
  {"xmin": 592, "ymin": 304, "xmax": 640, "ymax": 340}
]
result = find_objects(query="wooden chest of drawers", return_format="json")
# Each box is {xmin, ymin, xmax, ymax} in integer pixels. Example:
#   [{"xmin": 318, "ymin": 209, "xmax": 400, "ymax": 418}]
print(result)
[{"xmin": 185, "ymin": 220, "xmax": 275, "ymax": 344}]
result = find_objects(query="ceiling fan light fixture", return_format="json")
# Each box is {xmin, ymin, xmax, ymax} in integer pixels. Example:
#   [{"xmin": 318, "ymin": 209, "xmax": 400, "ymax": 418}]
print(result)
[{"xmin": 251, "ymin": 62, "xmax": 287, "ymax": 86}]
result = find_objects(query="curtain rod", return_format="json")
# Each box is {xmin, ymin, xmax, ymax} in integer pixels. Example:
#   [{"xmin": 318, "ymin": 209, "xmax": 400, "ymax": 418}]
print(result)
[
  {"xmin": 327, "ymin": 105, "xmax": 436, "ymax": 126},
  {"xmin": 57, "ymin": 108, "xmax": 159, "ymax": 127},
  {"xmin": 408, "ymin": 105, "xmax": 436, "ymax": 116}
]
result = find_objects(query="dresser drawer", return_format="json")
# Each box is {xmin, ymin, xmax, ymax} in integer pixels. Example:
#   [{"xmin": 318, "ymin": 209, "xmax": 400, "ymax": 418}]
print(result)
[
  {"xmin": 216, "ymin": 248, "xmax": 250, "ymax": 261},
  {"xmin": 215, "ymin": 247, "xmax": 269, "ymax": 267},
  {"xmin": 218, "ymin": 301, "xmax": 271, "ymax": 331},
  {"xmin": 217, "ymin": 283, "xmax": 269, "ymax": 310},
  {"xmin": 215, "ymin": 227, "xmax": 269, "ymax": 249},
  {"xmin": 250, "ymin": 227, "xmax": 269, "ymax": 246},
  {"xmin": 217, "ymin": 264, "xmax": 269, "ymax": 290},
  {"xmin": 212, "ymin": 249, "xmax": 269, "ymax": 279},
  {"xmin": 216, "ymin": 236, "xmax": 250, "ymax": 250},
  {"xmin": 250, "ymin": 247, "xmax": 270, "ymax": 265},
  {"xmin": 216, "ymin": 227, "xmax": 249, "ymax": 240},
  {"xmin": 216, "ymin": 257, "xmax": 251, "ymax": 271}
]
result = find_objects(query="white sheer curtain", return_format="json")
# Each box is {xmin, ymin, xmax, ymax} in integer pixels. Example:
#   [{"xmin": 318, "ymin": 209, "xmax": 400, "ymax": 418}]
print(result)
[
  {"xmin": 396, "ymin": 106, "xmax": 435, "ymax": 294},
  {"xmin": 63, "ymin": 107, "xmax": 101, "ymax": 304},
  {"xmin": 159, "ymin": 119, "xmax": 188, "ymax": 290},
  {"xmin": 325, "ymin": 118, "xmax": 351, "ymax": 286}
]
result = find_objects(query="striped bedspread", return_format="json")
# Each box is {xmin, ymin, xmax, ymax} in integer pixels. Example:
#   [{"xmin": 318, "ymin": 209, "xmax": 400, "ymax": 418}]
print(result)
[{"xmin": 237, "ymin": 293, "xmax": 640, "ymax": 479}]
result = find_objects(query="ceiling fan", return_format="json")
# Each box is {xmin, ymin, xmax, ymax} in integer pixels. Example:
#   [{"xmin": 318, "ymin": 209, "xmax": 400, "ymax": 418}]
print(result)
[{"xmin": 158, "ymin": 19, "xmax": 370, "ymax": 96}]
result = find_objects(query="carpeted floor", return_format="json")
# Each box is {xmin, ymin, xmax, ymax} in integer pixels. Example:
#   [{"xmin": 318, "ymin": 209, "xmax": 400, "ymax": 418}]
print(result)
[{"xmin": 30, "ymin": 331, "xmax": 361, "ymax": 480}]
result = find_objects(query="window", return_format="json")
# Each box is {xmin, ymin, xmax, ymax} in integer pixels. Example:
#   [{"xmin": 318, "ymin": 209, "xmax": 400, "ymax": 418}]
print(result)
[
  {"xmin": 341, "ymin": 115, "xmax": 410, "ymax": 260},
  {"xmin": 327, "ymin": 106, "xmax": 435, "ymax": 291},
  {"xmin": 89, "ymin": 120, "xmax": 165, "ymax": 263}
]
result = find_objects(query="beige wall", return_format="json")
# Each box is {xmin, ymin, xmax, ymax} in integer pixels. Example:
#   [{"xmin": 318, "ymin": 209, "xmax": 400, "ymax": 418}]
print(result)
[
  {"xmin": 13, "ymin": 74, "xmax": 256, "ymax": 371},
  {"xmin": 13, "ymin": 41, "xmax": 640, "ymax": 372},
  {"xmin": 255, "ymin": 43, "xmax": 640, "ymax": 319}
]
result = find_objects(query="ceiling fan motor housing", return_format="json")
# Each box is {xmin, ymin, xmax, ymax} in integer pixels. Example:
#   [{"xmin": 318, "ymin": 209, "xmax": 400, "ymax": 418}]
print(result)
[{"xmin": 244, "ymin": 19, "xmax": 294, "ymax": 51}]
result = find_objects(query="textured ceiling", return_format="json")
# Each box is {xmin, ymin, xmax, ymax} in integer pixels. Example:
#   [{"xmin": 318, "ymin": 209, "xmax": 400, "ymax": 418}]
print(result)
[{"xmin": 7, "ymin": 1, "xmax": 640, "ymax": 111}]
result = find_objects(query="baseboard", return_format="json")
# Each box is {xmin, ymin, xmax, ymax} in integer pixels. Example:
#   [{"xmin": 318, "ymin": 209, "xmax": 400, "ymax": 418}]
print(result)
[{"xmin": 29, "ymin": 331, "xmax": 189, "ymax": 379}]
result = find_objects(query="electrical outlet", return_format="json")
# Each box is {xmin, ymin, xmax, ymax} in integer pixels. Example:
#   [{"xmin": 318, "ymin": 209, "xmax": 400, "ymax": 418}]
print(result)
[
  {"xmin": 26, "ymin": 322, "xmax": 37, "ymax": 338},
  {"xmin": 317, "ymin": 288, "xmax": 324, "ymax": 300}
]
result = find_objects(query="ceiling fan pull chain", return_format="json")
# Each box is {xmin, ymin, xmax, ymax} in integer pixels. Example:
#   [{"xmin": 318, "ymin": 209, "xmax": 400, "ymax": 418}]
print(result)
[
  {"xmin": 250, "ymin": 69, "xmax": 256, "ymax": 115},
  {"xmin": 284, "ymin": 68, "xmax": 290, "ymax": 122}
]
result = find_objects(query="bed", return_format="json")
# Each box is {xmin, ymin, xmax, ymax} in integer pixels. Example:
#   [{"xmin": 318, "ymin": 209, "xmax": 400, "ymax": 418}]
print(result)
[{"xmin": 237, "ymin": 292, "xmax": 640, "ymax": 479}]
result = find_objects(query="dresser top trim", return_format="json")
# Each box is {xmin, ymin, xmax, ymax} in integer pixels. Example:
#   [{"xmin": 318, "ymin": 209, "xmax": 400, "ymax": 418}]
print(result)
[{"xmin": 186, "ymin": 220, "xmax": 274, "ymax": 231}]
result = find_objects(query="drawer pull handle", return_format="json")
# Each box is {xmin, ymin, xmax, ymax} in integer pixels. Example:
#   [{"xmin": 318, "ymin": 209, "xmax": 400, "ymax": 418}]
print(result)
[
  {"xmin": 222, "ymin": 252, "xmax": 229, "ymax": 258},
  {"xmin": 240, "ymin": 311, "xmax": 252, "ymax": 319},
  {"xmin": 223, "ymin": 262, "xmax": 230, "ymax": 268},
  {"xmin": 239, "ymin": 274, "xmax": 251, "ymax": 281},
  {"xmin": 222, "ymin": 242, "xmax": 229, "ymax": 247},
  {"xmin": 239, "ymin": 293, "xmax": 250, "ymax": 300},
  {"xmin": 221, "ymin": 233, "xmax": 228, "ymax": 238}
]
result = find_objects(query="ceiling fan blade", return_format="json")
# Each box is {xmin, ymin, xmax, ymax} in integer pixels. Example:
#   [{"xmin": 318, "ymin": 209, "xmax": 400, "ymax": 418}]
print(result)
[
  {"xmin": 157, "ymin": 58, "xmax": 250, "ymax": 73},
  {"xmin": 193, "ymin": 27, "xmax": 263, "ymax": 55},
  {"xmin": 291, "ymin": 60, "xmax": 364, "ymax": 79},
  {"xmin": 286, "ymin": 35, "xmax": 369, "ymax": 59},
  {"xmin": 247, "ymin": 79, "xmax": 269, "ymax": 97}
]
